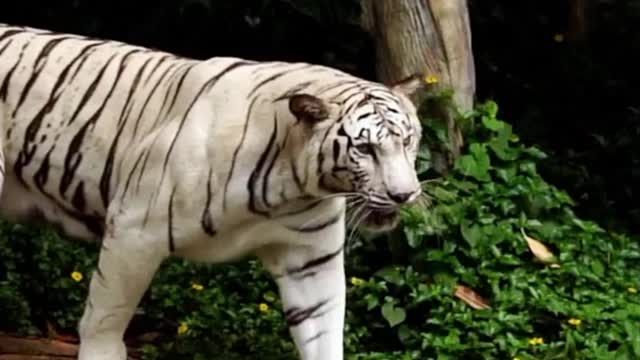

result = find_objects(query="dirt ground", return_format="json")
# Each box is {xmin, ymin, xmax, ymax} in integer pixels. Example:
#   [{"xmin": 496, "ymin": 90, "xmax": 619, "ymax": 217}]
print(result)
[{"xmin": 0, "ymin": 332, "xmax": 155, "ymax": 360}]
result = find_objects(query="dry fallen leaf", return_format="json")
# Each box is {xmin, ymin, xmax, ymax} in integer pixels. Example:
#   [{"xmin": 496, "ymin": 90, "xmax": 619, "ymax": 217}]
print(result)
[
  {"xmin": 454, "ymin": 284, "xmax": 491, "ymax": 310},
  {"xmin": 521, "ymin": 228, "xmax": 559, "ymax": 265}
]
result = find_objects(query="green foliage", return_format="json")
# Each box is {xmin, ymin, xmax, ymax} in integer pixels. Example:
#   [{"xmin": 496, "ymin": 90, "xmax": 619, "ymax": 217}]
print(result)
[
  {"xmin": 0, "ymin": 100, "xmax": 639, "ymax": 359},
  {"xmin": 0, "ymin": 225, "xmax": 296, "ymax": 359},
  {"xmin": 471, "ymin": 0, "xmax": 640, "ymax": 233},
  {"xmin": 342, "ymin": 100, "xmax": 640, "ymax": 359},
  {"xmin": 0, "ymin": 223, "xmax": 95, "ymax": 334},
  {"xmin": 140, "ymin": 259, "xmax": 295, "ymax": 359}
]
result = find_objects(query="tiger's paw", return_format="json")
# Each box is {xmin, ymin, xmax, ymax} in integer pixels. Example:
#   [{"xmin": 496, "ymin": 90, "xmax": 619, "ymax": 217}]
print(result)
[{"xmin": 77, "ymin": 339, "xmax": 127, "ymax": 360}]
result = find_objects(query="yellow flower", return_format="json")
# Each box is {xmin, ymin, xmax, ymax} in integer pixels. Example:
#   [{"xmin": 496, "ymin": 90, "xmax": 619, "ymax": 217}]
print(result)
[
  {"xmin": 513, "ymin": 357, "xmax": 521, "ymax": 360},
  {"xmin": 177, "ymin": 322, "xmax": 189, "ymax": 335},
  {"xmin": 568, "ymin": 318, "xmax": 582, "ymax": 326},
  {"xmin": 350, "ymin": 277, "xmax": 365, "ymax": 286},
  {"xmin": 71, "ymin": 271, "xmax": 83, "ymax": 282},
  {"xmin": 553, "ymin": 33, "xmax": 564, "ymax": 43},
  {"xmin": 528, "ymin": 337, "xmax": 544, "ymax": 345},
  {"xmin": 191, "ymin": 282, "xmax": 204, "ymax": 291},
  {"xmin": 628, "ymin": 287, "xmax": 638, "ymax": 294},
  {"xmin": 259, "ymin": 303, "xmax": 269, "ymax": 312},
  {"xmin": 424, "ymin": 75, "xmax": 439, "ymax": 85}
]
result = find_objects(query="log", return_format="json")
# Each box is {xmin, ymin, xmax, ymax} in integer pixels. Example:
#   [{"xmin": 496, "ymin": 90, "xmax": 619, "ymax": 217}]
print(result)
[
  {"xmin": 0, "ymin": 356, "xmax": 73, "ymax": 360},
  {"xmin": 0, "ymin": 334, "xmax": 143, "ymax": 360},
  {"xmin": 0, "ymin": 336, "xmax": 77, "ymax": 357}
]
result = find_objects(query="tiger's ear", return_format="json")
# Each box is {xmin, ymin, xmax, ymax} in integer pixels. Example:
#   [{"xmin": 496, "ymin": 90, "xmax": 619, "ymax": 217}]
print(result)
[
  {"xmin": 289, "ymin": 94, "xmax": 330, "ymax": 124},
  {"xmin": 389, "ymin": 74, "xmax": 426, "ymax": 101}
]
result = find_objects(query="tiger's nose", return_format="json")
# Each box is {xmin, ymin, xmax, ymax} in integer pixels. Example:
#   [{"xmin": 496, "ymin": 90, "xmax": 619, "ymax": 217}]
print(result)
[{"xmin": 387, "ymin": 190, "xmax": 418, "ymax": 204}]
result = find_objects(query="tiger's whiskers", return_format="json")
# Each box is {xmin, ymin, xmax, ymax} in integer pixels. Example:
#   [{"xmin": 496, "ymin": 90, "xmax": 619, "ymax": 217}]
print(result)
[{"xmin": 345, "ymin": 208, "xmax": 371, "ymax": 256}]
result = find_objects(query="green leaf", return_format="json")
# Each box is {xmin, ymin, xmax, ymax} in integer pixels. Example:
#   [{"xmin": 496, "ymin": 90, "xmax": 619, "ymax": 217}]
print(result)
[
  {"xmin": 460, "ymin": 222, "xmax": 483, "ymax": 248},
  {"xmin": 489, "ymin": 139, "xmax": 519, "ymax": 161},
  {"xmin": 397, "ymin": 324, "xmax": 412, "ymax": 345},
  {"xmin": 481, "ymin": 115, "xmax": 505, "ymax": 131},
  {"xmin": 404, "ymin": 227, "xmax": 423, "ymax": 248},
  {"xmin": 456, "ymin": 144, "xmax": 491, "ymax": 181},
  {"xmin": 523, "ymin": 146, "xmax": 548, "ymax": 159},
  {"xmin": 495, "ymin": 167, "xmax": 517, "ymax": 183},
  {"xmin": 624, "ymin": 320, "xmax": 640, "ymax": 356},
  {"xmin": 479, "ymin": 100, "xmax": 499, "ymax": 118},
  {"xmin": 429, "ymin": 120, "xmax": 450, "ymax": 145},
  {"xmin": 432, "ymin": 186, "xmax": 457, "ymax": 202},
  {"xmin": 416, "ymin": 142, "xmax": 432, "ymax": 174},
  {"xmin": 375, "ymin": 267, "xmax": 404, "ymax": 286},
  {"xmin": 457, "ymin": 154, "xmax": 479, "ymax": 176},
  {"xmin": 590, "ymin": 259, "xmax": 605, "ymax": 277},
  {"xmin": 381, "ymin": 302, "xmax": 406, "ymax": 328},
  {"xmin": 364, "ymin": 294, "xmax": 379, "ymax": 311}
]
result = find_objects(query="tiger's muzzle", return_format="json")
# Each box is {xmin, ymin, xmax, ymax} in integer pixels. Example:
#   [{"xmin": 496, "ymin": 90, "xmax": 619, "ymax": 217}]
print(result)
[{"xmin": 356, "ymin": 187, "xmax": 421, "ymax": 233}]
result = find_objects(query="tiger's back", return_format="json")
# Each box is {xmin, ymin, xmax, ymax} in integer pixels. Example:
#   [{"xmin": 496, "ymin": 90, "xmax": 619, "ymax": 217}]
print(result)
[{"xmin": 0, "ymin": 24, "xmax": 204, "ymax": 239}]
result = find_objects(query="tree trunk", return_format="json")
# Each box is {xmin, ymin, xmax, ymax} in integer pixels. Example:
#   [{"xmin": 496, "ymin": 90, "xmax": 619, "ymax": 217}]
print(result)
[
  {"xmin": 568, "ymin": 0, "xmax": 589, "ymax": 43},
  {"xmin": 361, "ymin": 0, "xmax": 475, "ymax": 173}
]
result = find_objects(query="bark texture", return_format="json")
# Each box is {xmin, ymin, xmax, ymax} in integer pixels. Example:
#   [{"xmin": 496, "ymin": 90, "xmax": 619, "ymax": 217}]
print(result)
[{"xmin": 568, "ymin": 0, "xmax": 589, "ymax": 43}]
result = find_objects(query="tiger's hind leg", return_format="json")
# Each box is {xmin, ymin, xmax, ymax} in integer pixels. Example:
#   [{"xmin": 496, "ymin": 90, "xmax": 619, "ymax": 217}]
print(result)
[{"xmin": 77, "ymin": 206, "xmax": 167, "ymax": 360}]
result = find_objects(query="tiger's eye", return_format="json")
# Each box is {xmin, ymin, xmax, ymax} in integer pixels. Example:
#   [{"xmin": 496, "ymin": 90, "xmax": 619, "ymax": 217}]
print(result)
[
  {"xmin": 355, "ymin": 143, "xmax": 375, "ymax": 155},
  {"xmin": 403, "ymin": 137, "xmax": 412, "ymax": 147}
]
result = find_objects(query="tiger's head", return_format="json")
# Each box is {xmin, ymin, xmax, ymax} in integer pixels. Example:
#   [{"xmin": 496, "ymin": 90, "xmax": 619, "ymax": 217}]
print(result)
[{"xmin": 289, "ymin": 75, "xmax": 425, "ymax": 233}]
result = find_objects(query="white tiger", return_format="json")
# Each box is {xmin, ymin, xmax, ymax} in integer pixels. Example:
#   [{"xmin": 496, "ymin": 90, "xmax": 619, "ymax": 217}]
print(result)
[{"xmin": 0, "ymin": 23, "xmax": 423, "ymax": 360}]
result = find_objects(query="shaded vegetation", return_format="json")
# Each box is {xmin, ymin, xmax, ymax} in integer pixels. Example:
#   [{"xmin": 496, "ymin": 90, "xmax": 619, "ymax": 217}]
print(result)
[{"xmin": 471, "ymin": 0, "xmax": 640, "ymax": 233}]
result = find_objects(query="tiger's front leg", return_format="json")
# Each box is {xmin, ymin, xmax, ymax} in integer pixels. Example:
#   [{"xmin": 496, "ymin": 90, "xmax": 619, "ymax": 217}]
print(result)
[
  {"xmin": 258, "ymin": 222, "xmax": 346, "ymax": 360},
  {"xmin": 77, "ymin": 211, "xmax": 167, "ymax": 360}
]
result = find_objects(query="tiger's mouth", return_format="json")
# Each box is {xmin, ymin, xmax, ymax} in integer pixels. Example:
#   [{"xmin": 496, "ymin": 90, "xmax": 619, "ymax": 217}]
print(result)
[{"xmin": 359, "ymin": 206, "xmax": 401, "ymax": 233}]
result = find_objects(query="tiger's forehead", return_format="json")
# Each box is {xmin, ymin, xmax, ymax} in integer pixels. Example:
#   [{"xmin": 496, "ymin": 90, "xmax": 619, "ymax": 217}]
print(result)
[{"xmin": 341, "ymin": 91, "xmax": 417, "ymax": 138}]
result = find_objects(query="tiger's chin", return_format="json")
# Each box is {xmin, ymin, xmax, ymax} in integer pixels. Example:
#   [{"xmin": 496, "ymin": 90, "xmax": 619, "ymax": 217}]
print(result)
[{"xmin": 358, "ymin": 208, "xmax": 401, "ymax": 234}]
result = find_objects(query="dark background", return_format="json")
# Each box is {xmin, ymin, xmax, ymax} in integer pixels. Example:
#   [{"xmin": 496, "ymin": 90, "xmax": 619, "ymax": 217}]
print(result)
[{"xmin": 1, "ymin": 0, "xmax": 638, "ymax": 233}]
